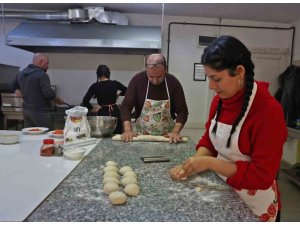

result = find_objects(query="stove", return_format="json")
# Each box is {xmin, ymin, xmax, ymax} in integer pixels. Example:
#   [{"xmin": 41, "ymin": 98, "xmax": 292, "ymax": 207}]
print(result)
[
  {"xmin": 1, "ymin": 93, "xmax": 23, "ymax": 129},
  {"xmin": 0, "ymin": 85, "xmax": 57, "ymax": 130}
]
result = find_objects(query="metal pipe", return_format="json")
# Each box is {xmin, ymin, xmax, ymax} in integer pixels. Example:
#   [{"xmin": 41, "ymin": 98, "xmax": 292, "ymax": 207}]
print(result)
[{"xmin": 1, "ymin": 11, "xmax": 70, "ymax": 21}]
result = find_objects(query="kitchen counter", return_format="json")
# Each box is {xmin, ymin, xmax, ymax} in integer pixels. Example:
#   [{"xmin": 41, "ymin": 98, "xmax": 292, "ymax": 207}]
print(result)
[
  {"xmin": 26, "ymin": 138, "xmax": 258, "ymax": 222},
  {"xmin": 0, "ymin": 130, "xmax": 99, "ymax": 221}
]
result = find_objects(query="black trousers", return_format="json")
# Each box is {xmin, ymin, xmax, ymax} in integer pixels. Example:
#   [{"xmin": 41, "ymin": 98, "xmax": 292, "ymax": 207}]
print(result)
[{"xmin": 23, "ymin": 109, "xmax": 53, "ymax": 130}]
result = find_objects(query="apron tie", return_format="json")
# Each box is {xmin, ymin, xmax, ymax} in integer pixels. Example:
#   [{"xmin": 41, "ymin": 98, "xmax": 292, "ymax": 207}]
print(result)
[{"xmin": 101, "ymin": 104, "xmax": 116, "ymax": 117}]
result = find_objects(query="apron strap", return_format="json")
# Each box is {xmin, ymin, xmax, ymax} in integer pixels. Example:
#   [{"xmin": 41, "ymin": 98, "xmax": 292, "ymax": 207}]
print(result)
[
  {"xmin": 146, "ymin": 77, "xmax": 170, "ymax": 100},
  {"xmin": 101, "ymin": 104, "xmax": 117, "ymax": 117}
]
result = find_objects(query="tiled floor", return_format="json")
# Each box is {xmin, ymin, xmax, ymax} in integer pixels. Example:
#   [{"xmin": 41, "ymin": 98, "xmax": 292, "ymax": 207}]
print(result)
[{"xmin": 182, "ymin": 128, "xmax": 300, "ymax": 222}]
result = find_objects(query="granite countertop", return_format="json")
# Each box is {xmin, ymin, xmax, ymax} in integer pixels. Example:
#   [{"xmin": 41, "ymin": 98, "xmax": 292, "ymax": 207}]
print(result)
[{"xmin": 26, "ymin": 138, "xmax": 258, "ymax": 222}]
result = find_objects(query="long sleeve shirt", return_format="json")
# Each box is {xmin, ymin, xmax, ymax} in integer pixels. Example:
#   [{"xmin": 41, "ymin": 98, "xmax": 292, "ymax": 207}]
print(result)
[
  {"xmin": 196, "ymin": 81, "xmax": 287, "ymax": 190},
  {"xmin": 82, "ymin": 80, "xmax": 127, "ymax": 110},
  {"xmin": 120, "ymin": 71, "xmax": 188, "ymax": 125},
  {"xmin": 11, "ymin": 64, "xmax": 56, "ymax": 112}
]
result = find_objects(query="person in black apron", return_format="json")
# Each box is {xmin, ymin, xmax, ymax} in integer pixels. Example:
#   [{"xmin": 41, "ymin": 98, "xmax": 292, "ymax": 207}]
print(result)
[
  {"xmin": 82, "ymin": 65, "xmax": 127, "ymax": 134},
  {"xmin": 169, "ymin": 36, "xmax": 287, "ymax": 221}
]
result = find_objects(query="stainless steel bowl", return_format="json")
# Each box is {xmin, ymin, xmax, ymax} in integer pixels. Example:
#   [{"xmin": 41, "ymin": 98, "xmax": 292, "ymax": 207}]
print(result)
[{"xmin": 87, "ymin": 116, "xmax": 117, "ymax": 137}]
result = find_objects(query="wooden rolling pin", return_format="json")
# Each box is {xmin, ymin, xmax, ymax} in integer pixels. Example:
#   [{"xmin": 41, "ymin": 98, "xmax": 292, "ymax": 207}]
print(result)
[{"xmin": 112, "ymin": 134, "xmax": 189, "ymax": 143}]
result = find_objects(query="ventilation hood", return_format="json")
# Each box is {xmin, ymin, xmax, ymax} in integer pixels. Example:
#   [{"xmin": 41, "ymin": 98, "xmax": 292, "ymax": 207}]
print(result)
[{"xmin": 6, "ymin": 22, "xmax": 162, "ymax": 54}]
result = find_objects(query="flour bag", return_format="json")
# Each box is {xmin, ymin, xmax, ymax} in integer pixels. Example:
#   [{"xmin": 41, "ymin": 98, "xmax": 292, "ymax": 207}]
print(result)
[{"xmin": 64, "ymin": 106, "xmax": 91, "ymax": 143}]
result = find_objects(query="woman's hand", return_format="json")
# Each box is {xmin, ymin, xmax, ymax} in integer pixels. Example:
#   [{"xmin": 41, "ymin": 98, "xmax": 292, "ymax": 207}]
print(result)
[
  {"xmin": 169, "ymin": 165, "xmax": 188, "ymax": 180},
  {"xmin": 182, "ymin": 156, "xmax": 211, "ymax": 175},
  {"xmin": 91, "ymin": 105, "xmax": 101, "ymax": 113}
]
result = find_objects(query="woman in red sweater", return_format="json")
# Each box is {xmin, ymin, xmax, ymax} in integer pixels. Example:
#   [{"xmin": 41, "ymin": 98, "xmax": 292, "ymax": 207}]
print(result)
[{"xmin": 169, "ymin": 36, "xmax": 287, "ymax": 221}]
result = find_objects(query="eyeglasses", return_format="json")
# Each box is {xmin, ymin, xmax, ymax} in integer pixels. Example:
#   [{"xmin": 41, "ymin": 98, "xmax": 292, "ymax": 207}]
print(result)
[{"xmin": 145, "ymin": 62, "xmax": 165, "ymax": 69}]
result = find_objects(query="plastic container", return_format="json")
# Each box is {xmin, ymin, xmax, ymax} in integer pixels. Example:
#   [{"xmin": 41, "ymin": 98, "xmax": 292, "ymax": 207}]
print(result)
[
  {"xmin": 63, "ymin": 147, "xmax": 86, "ymax": 160},
  {"xmin": 40, "ymin": 139, "xmax": 55, "ymax": 157}
]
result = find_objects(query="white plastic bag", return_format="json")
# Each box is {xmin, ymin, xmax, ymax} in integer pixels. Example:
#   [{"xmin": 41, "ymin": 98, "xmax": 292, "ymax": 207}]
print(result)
[{"xmin": 64, "ymin": 106, "xmax": 91, "ymax": 143}]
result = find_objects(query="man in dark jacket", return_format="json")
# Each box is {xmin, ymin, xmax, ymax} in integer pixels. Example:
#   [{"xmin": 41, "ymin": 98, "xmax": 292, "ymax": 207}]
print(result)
[{"xmin": 11, "ymin": 53, "xmax": 65, "ymax": 130}]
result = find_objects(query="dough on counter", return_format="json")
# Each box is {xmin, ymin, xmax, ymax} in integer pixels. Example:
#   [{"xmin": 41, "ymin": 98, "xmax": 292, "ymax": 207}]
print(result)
[
  {"xmin": 104, "ymin": 171, "xmax": 120, "ymax": 178},
  {"xmin": 109, "ymin": 191, "xmax": 127, "ymax": 205},
  {"xmin": 103, "ymin": 183, "xmax": 120, "ymax": 195},
  {"xmin": 121, "ymin": 176, "xmax": 138, "ymax": 187},
  {"xmin": 124, "ymin": 183, "xmax": 140, "ymax": 196},
  {"xmin": 103, "ymin": 177, "xmax": 120, "ymax": 185},
  {"xmin": 106, "ymin": 161, "xmax": 118, "ymax": 167},
  {"xmin": 195, "ymin": 186, "xmax": 202, "ymax": 192},
  {"xmin": 123, "ymin": 171, "xmax": 137, "ymax": 178},
  {"xmin": 112, "ymin": 134, "xmax": 189, "ymax": 143},
  {"xmin": 119, "ymin": 166, "xmax": 133, "ymax": 175},
  {"xmin": 103, "ymin": 166, "xmax": 119, "ymax": 173}
]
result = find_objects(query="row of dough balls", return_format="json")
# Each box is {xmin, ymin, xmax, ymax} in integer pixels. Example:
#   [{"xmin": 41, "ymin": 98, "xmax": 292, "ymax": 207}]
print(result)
[{"xmin": 103, "ymin": 160, "xmax": 140, "ymax": 205}]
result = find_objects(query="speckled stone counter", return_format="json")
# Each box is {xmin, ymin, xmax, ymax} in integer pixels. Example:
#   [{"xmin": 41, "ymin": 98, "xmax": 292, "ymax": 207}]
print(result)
[{"xmin": 26, "ymin": 138, "xmax": 258, "ymax": 222}]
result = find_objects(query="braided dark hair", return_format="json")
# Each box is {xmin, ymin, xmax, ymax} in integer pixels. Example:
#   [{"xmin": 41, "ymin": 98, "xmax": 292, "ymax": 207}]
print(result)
[
  {"xmin": 201, "ymin": 35, "xmax": 255, "ymax": 148},
  {"xmin": 96, "ymin": 64, "xmax": 111, "ymax": 81}
]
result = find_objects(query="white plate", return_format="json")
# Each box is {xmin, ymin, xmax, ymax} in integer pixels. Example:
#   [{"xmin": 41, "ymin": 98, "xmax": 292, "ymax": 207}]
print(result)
[
  {"xmin": 22, "ymin": 127, "xmax": 49, "ymax": 135},
  {"xmin": 48, "ymin": 130, "xmax": 64, "ymax": 138}
]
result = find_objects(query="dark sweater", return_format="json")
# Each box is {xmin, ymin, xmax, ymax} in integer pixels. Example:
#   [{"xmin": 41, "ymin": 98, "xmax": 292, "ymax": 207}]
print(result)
[
  {"xmin": 120, "ymin": 71, "xmax": 188, "ymax": 124},
  {"xmin": 82, "ymin": 80, "xmax": 127, "ymax": 110},
  {"xmin": 11, "ymin": 64, "xmax": 56, "ymax": 112}
]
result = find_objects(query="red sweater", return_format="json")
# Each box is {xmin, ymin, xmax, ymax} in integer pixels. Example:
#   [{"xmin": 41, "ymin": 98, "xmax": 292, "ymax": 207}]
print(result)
[{"xmin": 196, "ymin": 81, "xmax": 287, "ymax": 190}]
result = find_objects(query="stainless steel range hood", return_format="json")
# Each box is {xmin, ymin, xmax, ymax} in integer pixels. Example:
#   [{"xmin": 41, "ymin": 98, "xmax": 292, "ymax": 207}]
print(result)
[{"xmin": 6, "ymin": 22, "xmax": 162, "ymax": 54}]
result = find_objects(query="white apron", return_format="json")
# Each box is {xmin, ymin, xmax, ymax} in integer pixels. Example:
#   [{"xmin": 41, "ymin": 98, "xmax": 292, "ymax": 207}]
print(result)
[
  {"xmin": 209, "ymin": 83, "xmax": 278, "ymax": 222},
  {"xmin": 135, "ymin": 78, "xmax": 175, "ymax": 135}
]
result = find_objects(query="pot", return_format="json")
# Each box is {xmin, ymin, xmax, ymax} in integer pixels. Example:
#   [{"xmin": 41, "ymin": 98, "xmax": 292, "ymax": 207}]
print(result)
[{"xmin": 87, "ymin": 116, "xmax": 117, "ymax": 137}]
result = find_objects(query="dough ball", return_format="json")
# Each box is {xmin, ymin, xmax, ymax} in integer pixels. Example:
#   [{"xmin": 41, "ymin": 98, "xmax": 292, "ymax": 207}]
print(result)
[
  {"xmin": 109, "ymin": 191, "xmax": 127, "ymax": 205},
  {"xmin": 104, "ymin": 171, "xmax": 119, "ymax": 178},
  {"xmin": 119, "ymin": 166, "xmax": 133, "ymax": 175},
  {"xmin": 106, "ymin": 161, "xmax": 118, "ymax": 167},
  {"xmin": 103, "ymin": 183, "xmax": 120, "ymax": 195},
  {"xmin": 121, "ymin": 176, "xmax": 138, "ymax": 187},
  {"xmin": 123, "ymin": 171, "xmax": 137, "ymax": 178},
  {"xmin": 195, "ymin": 186, "xmax": 202, "ymax": 192},
  {"xmin": 103, "ymin": 166, "xmax": 119, "ymax": 173},
  {"xmin": 103, "ymin": 176, "xmax": 120, "ymax": 185},
  {"xmin": 124, "ymin": 183, "xmax": 140, "ymax": 196}
]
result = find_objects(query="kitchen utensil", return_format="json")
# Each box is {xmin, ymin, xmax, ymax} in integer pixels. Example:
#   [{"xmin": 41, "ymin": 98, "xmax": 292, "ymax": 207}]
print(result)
[
  {"xmin": 87, "ymin": 116, "xmax": 117, "ymax": 137},
  {"xmin": 63, "ymin": 147, "xmax": 86, "ymax": 160},
  {"xmin": 22, "ymin": 127, "xmax": 49, "ymax": 135},
  {"xmin": 140, "ymin": 156, "xmax": 170, "ymax": 163},
  {"xmin": 62, "ymin": 138, "xmax": 97, "ymax": 149},
  {"xmin": 0, "ymin": 133, "xmax": 20, "ymax": 144}
]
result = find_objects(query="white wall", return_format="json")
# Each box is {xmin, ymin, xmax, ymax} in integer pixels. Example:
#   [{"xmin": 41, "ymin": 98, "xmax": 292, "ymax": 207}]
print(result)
[
  {"xmin": 0, "ymin": 13, "xmax": 294, "ymax": 128},
  {"xmin": 292, "ymin": 18, "xmax": 300, "ymax": 61}
]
